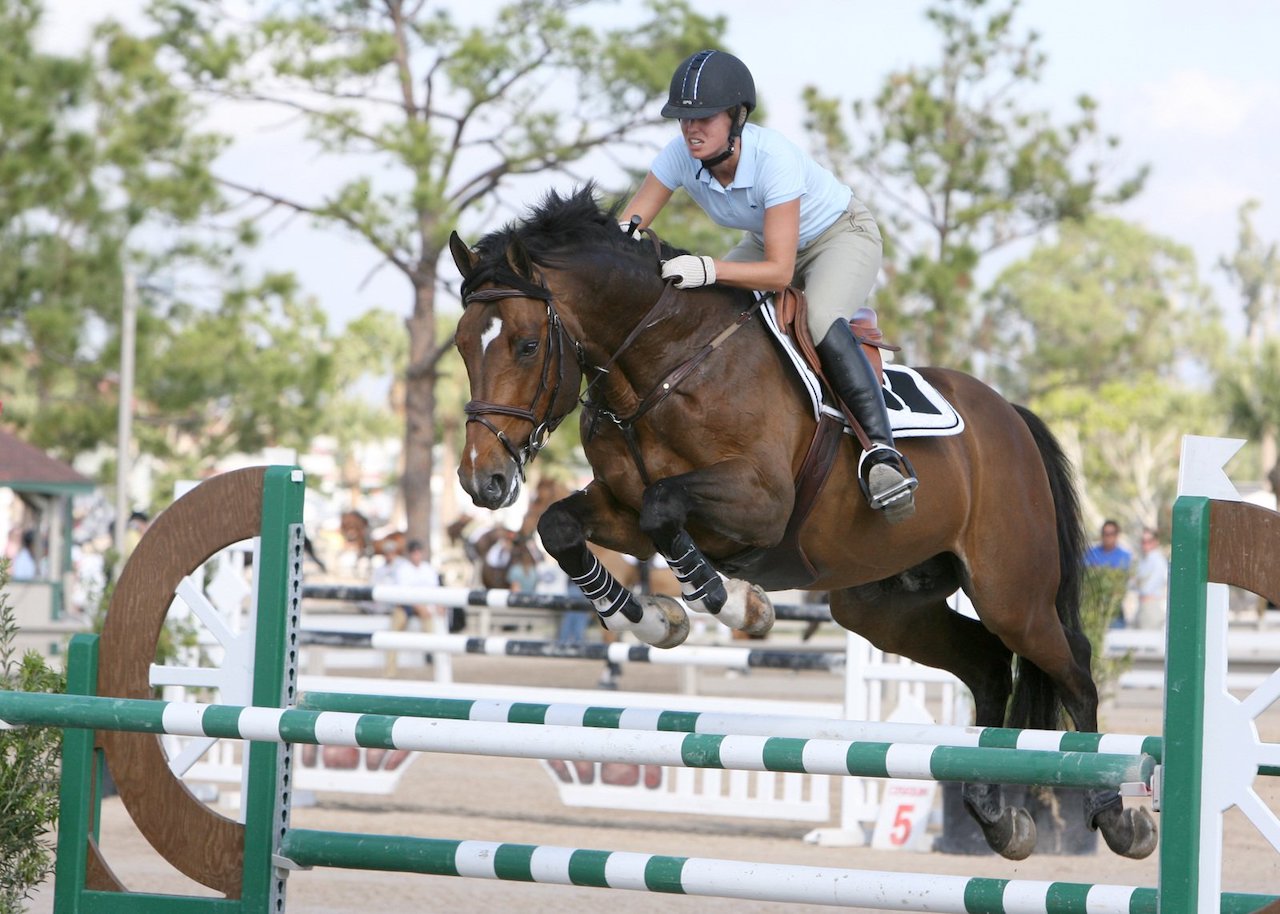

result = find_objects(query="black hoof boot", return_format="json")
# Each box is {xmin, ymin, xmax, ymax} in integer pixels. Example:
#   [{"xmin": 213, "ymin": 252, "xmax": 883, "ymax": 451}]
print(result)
[
  {"xmin": 1088, "ymin": 789, "xmax": 1158, "ymax": 859},
  {"xmin": 963, "ymin": 782, "xmax": 1037, "ymax": 860}
]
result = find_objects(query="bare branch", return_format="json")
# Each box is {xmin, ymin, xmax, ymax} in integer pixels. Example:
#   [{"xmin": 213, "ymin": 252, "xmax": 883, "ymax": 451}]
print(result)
[
  {"xmin": 384, "ymin": 0, "xmax": 420, "ymax": 116},
  {"xmin": 216, "ymin": 176, "xmax": 413, "ymax": 277}
]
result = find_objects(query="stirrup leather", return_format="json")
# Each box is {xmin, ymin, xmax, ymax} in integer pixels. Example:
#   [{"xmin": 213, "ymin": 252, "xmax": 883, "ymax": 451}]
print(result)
[{"xmin": 857, "ymin": 444, "xmax": 919, "ymax": 510}]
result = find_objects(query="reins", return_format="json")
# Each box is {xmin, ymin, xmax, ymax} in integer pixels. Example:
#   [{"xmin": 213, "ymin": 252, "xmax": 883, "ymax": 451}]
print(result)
[{"xmin": 461, "ymin": 229, "xmax": 763, "ymax": 484}]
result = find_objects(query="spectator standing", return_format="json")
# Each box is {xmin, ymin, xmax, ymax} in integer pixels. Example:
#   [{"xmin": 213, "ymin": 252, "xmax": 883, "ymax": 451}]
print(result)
[
  {"xmin": 386, "ymin": 540, "xmax": 450, "ymax": 679},
  {"xmin": 1084, "ymin": 519, "xmax": 1132, "ymax": 629},
  {"xmin": 1132, "ymin": 527, "xmax": 1169, "ymax": 630},
  {"xmin": 11, "ymin": 530, "xmax": 38, "ymax": 580},
  {"xmin": 506, "ymin": 546, "xmax": 540, "ymax": 594},
  {"xmin": 124, "ymin": 511, "xmax": 150, "ymax": 558},
  {"xmin": 1083, "ymin": 519, "xmax": 1132, "ymax": 571}
]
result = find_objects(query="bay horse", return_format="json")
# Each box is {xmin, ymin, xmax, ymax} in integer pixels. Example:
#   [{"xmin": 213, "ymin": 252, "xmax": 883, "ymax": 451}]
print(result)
[
  {"xmin": 339, "ymin": 509, "xmax": 407, "ymax": 573},
  {"xmin": 444, "ymin": 514, "xmax": 541, "ymax": 590},
  {"xmin": 448, "ymin": 185, "xmax": 1155, "ymax": 861}
]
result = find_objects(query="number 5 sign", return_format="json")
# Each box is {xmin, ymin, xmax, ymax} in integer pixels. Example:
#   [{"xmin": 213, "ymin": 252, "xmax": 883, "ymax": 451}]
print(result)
[{"xmin": 870, "ymin": 698, "xmax": 938, "ymax": 851}]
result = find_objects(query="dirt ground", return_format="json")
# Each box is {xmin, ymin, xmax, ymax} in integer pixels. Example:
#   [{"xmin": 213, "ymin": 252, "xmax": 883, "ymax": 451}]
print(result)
[{"xmin": 25, "ymin": 634, "xmax": 1280, "ymax": 913}]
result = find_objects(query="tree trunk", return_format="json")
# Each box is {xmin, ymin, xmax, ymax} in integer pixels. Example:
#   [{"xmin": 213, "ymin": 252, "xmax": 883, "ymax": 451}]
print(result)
[
  {"xmin": 1261, "ymin": 428, "xmax": 1277, "ymax": 488},
  {"xmin": 403, "ymin": 277, "xmax": 437, "ymax": 557}
]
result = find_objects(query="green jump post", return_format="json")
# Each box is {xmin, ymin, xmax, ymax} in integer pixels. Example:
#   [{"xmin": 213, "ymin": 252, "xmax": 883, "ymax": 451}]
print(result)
[{"xmin": 50, "ymin": 465, "xmax": 305, "ymax": 914}]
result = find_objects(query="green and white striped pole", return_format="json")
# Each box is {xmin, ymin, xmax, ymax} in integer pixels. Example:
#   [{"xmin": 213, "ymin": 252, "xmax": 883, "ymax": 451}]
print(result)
[
  {"xmin": 277, "ymin": 829, "xmax": 1277, "ymax": 914},
  {"xmin": 0, "ymin": 691, "xmax": 1155, "ymax": 791}
]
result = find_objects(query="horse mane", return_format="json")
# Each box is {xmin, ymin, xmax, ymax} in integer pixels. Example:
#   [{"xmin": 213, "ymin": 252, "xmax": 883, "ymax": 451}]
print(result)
[{"xmin": 462, "ymin": 183, "xmax": 685, "ymax": 298}]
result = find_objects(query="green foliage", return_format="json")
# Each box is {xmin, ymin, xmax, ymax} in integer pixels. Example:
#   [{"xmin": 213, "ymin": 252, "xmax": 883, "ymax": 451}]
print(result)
[
  {"xmin": 1078, "ymin": 565, "xmax": 1131, "ymax": 703},
  {"xmin": 986, "ymin": 216, "xmax": 1218, "ymax": 401},
  {"xmin": 802, "ymin": 0, "xmax": 1146, "ymax": 367},
  {"xmin": 1219, "ymin": 199, "xmax": 1280, "ymax": 344},
  {"xmin": 1216, "ymin": 200, "xmax": 1280, "ymax": 489},
  {"xmin": 986, "ymin": 216, "xmax": 1224, "ymax": 531},
  {"xmin": 141, "ymin": 275, "xmax": 336, "ymax": 470},
  {"xmin": 147, "ymin": 0, "xmax": 731, "ymax": 540},
  {"xmin": 0, "ymin": 0, "xmax": 231, "ymax": 466},
  {"xmin": 0, "ymin": 562, "xmax": 66, "ymax": 912}
]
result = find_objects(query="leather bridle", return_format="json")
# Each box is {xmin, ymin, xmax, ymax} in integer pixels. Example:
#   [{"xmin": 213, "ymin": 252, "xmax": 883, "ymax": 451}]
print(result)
[
  {"xmin": 461, "ymin": 285, "xmax": 578, "ymax": 479},
  {"xmin": 461, "ymin": 241, "xmax": 762, "ymax": 484}
]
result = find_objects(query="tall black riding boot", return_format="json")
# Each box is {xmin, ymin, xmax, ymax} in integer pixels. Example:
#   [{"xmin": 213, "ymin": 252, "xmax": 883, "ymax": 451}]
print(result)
[{"xmin": 816, "ymin": 319, "xmax": 918, "ymax": 523}]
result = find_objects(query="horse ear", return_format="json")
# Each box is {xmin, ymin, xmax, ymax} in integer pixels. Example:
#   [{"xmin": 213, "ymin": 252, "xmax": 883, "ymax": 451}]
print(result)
[
  {"xmin": 505, "ymin": 237, "xmax": 535, "ymax": 281},
  {"xmin": 449, "ymin": 231, "xmax": 478, "ymax": 280}
]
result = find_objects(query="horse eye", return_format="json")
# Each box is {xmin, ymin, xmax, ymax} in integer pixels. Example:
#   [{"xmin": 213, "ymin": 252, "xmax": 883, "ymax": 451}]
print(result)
[{"xmin": 516, "ymin": 338, "xmax": 540, "ymax": 358}]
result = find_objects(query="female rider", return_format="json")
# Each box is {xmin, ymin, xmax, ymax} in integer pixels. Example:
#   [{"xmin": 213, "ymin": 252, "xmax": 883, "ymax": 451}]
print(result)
[{"xmin": 622, "ymin": 49, "xmax": 917, "ymax": 523}]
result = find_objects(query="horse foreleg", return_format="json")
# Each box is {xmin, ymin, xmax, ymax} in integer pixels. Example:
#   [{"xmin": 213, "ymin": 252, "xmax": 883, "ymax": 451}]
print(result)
[
  {"xmin": 537, "ymin": 487, "xmax": 688, "ymax": 649},
  {"xmin": 638, "ymin": 475, "xmax": 774, "ymax": 637}
]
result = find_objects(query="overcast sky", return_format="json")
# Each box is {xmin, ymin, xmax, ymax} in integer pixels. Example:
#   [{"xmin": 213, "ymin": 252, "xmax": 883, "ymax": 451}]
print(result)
[{"xmin": 43, "ymin": 1, "xmax": 1280, "ymax": 334}]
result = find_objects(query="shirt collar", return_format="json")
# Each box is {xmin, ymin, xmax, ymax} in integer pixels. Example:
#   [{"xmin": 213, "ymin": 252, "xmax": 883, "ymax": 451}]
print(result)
[{"xmin": 695, "ymin": 124, "xmax": 757, "ymax": 192}]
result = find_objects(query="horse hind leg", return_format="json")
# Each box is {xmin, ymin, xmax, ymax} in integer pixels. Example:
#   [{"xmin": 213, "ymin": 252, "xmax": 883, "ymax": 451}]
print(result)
[
  {"xmin": 1055, "ymin": 628, "xmax": 1158, "ymax": 860},
  {"xmin": 988, "ymin": 601, "xmax": 1156, "ymax": 860},
  {"xmin": 830, "ymin": 578, "xmax": 1037, "ymax": 860}
]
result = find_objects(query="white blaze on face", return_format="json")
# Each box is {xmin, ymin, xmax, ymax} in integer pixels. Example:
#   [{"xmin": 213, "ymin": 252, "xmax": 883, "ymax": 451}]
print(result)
[{"xmin": 480, "ymin": 315, "xmax": 503, "ymax": 354}]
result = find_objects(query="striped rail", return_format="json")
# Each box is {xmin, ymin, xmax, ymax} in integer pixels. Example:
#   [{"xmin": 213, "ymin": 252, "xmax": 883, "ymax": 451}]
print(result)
[
  {"xmin": 0, "ymin": 691, "xmax": 1155, "ymax": 791},
  {"xmin": 303, "ymin": 583, "xmax": 833, "ymax": 622},
  {"xmin": 298, "ymin": 690, "xmax": 1160, "ymax": 757},
  {"xmin": 278, "ymin": 829, "xmax": 1277, "ymax": 914},
  {"xmin": 297, "ymin": 629, "xmax": 844, "ymax": 670},
  {"xmin": 298, "ymin": 691, "xmax": 1280, "ymax": 778}
]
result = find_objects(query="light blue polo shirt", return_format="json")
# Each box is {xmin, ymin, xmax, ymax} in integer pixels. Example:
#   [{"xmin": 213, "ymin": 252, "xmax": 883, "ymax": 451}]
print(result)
[{"xmin": 650, "ymin": 122, "xmax": 854, "ymax": 249}]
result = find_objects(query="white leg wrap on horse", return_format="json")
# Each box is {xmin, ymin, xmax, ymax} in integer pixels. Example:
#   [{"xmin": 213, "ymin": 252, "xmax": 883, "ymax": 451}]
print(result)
[
  {"xmin": 602, "ymin": 595, "xmax": 689, "ymax": 649},
  {"xmin": 666, "ymin": 531, "xmax": 727, "ymax": 614}
]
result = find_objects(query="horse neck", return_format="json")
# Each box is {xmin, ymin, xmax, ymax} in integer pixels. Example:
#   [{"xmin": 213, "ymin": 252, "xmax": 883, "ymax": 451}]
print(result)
[{"xmin": 555, "ymin": 267, "xmax": 747, "ymax": 408}]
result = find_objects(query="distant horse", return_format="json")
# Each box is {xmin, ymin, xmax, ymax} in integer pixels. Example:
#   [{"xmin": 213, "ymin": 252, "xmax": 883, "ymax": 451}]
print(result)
[
  {"xmin": 447, "ymin": 185, "xmax": 1156, "ymax": 862},
  {"xmin": 444, "ymin": 514, "xmax": 540, "ymax": 590},
  {"xmin": 339, "ymin": 509, "xmax": 407, "ymax": 574}
]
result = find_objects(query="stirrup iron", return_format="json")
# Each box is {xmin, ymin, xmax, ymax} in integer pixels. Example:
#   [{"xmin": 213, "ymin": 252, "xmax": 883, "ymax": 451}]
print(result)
[{"xmin": 857, "ymin": 444, "xmax": 919, "ymax": 511}]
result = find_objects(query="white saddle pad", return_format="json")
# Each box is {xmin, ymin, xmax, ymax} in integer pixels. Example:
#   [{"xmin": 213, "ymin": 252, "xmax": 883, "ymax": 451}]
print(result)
[{"xmin": 760, "ymin": 300, "xmax": 965, "ymax": 439}]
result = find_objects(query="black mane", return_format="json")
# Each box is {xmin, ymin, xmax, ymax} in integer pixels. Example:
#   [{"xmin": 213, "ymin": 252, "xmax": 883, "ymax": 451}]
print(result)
[{"xmin": 462, "ymin": 183, "xmax": 682, "ymax": 298}]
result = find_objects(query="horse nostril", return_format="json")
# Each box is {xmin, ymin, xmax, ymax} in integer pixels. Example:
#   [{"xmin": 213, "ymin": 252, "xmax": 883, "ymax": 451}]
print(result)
[{"xmin": 483, "ymin": 473, "xmax": 508, "ymax": 503}]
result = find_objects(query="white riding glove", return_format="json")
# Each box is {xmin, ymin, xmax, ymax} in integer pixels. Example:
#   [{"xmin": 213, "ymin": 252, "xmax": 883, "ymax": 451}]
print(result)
[{"xmin": 661, "ymin": 254, "xmax": 717, "ymax": 289}]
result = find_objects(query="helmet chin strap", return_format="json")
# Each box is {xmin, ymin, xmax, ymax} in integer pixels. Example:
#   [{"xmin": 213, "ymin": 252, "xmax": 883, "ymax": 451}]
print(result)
[
  {"xmin": 695, "ymin": 105, "xmax": 748, "ymax": 178},
  {"xmin": 697, "ymin": 139, "xmax": 737, "ymax": 175}
]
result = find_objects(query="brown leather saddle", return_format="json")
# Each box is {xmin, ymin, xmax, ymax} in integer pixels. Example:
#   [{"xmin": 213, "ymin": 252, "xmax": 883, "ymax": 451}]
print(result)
[{"xmin": 713, "ymin": 287, "xmax": 901, "ymax": 590}]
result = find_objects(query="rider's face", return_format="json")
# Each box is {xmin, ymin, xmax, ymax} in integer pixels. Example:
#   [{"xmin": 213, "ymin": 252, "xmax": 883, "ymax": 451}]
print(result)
[{"xmin": 679, "ymin": 111, "xmax": 733, "ymax": 160}]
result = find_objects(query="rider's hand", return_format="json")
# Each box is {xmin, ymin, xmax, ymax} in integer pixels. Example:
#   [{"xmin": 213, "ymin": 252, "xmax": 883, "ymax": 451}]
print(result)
[{"xmin": 661, "ymin": 254, "xmax": 717, "ymax": 289}]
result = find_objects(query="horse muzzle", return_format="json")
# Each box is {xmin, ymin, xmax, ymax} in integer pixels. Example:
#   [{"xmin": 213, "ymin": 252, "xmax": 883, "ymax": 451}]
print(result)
[{"xmin": 458, "ymin": 457, "xmax": 522, "ymax": 511}]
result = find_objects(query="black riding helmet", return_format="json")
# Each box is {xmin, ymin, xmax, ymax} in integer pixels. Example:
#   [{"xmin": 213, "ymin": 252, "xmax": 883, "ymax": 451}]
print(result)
[
  {"xmin": 661, "ymin": 49, "xmax": 756, "ymax": 119},
  {"xmin": 662, "ymin": 50, "xmax": 756, "ymax": 171}
]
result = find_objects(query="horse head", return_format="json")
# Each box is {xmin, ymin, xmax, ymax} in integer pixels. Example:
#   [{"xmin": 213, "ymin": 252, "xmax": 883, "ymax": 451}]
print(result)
[
  {"xmin": 451, "ymin": 184, "xmax": 752, "ymax": 512},
  {"xmin": 451, "ymin": 225, "xmax": 584, "ymax": 509}
]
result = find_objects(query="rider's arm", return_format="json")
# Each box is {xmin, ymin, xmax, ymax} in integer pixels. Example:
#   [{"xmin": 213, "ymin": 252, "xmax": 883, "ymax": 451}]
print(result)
[
  {"xmin": 712, "ymin": 197, "xmax": 799, "ymax": 292},
  {"xmin": 621, "ymin": 173, "xmax": 674, "ymax": 230}
]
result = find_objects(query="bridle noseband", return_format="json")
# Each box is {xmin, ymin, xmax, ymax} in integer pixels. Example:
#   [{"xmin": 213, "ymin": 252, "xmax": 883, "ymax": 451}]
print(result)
[{"xmin": 461, "ymin": 285, "xmax": 578, "ymax": 479}]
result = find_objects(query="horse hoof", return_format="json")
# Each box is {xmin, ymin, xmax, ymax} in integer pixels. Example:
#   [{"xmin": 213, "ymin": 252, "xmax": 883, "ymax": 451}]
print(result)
[
  {"xmin": 1097, "ymin": 805, "xmax": 1158, "ymax": 859},
  {"xmin": 637, "ymin": 595, "xmax": 690, "ymax": 649},
  {"xmin": 721, "ymin": 579, "xmax": 775, "ymax": 636},
  {"xmin": 983, "ymin": 808, "xmax": 1037, "ymax": 861}
]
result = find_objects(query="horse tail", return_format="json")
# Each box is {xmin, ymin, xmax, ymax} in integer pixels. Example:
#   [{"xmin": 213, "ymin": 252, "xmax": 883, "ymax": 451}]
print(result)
[{"xmin": 1007, "ymin": 404, "xmax": 1087, "ymax": 731}]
